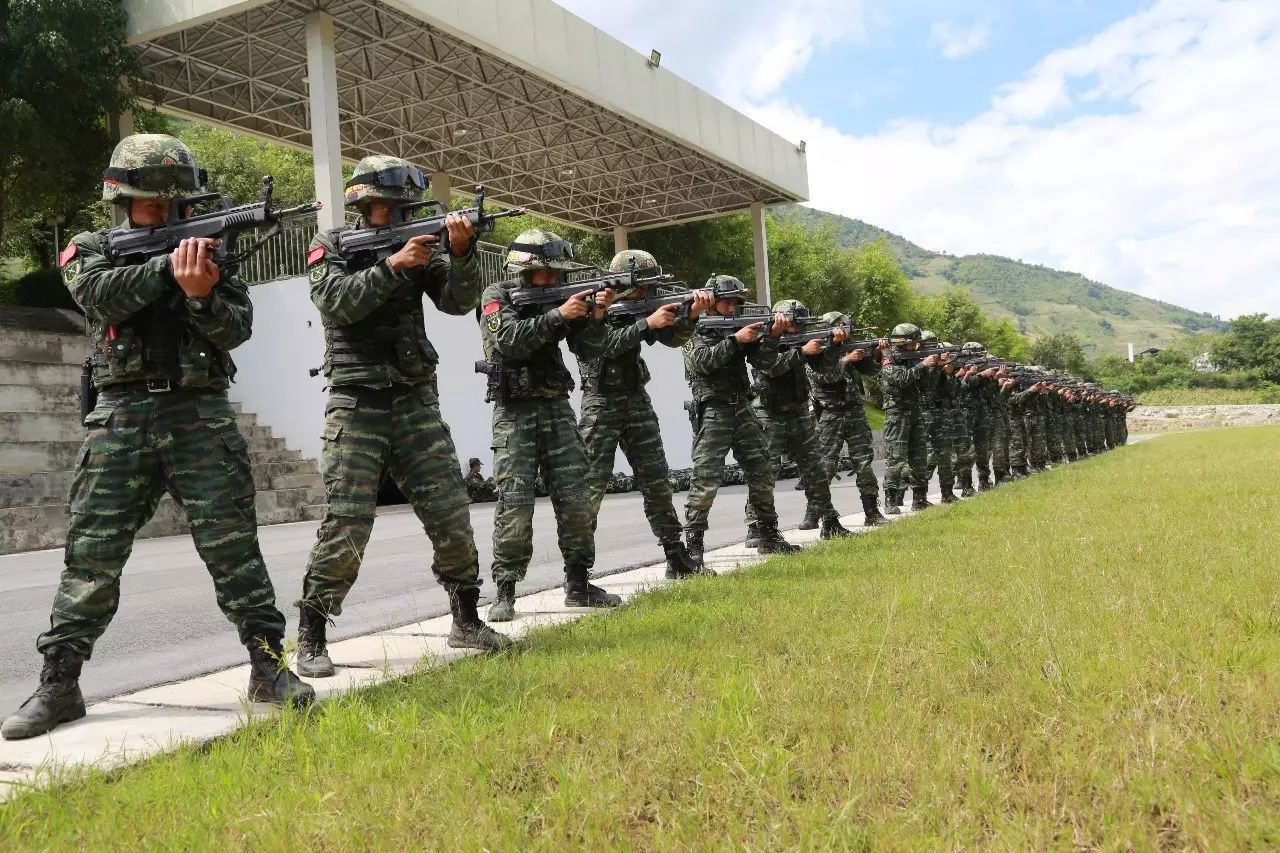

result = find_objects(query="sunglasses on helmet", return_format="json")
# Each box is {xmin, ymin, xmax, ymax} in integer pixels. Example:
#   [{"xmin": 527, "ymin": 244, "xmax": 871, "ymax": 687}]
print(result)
[
  {"xmin": 345, "ymin": 166, "xmax": 427, "ymax": 191},
  {"xmin": 103, "ymin": 164, "xmax": 208, "ymax": 191},
  {"xmin": 509, "ymin": 239, "xmax": 575, "ymax": 260}
]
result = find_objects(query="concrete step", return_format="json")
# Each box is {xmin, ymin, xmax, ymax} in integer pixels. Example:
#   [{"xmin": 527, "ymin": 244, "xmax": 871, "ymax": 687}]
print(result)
[
  {"xmin": 0, "ymin": 471, "xmax": 73, "ymax": 508},
  {"xmin": 0, "ymin": 411, "xmax": 86, "ymax": 443},
  {"xmin": 252, "ymin": 467, "xmax": 322, "ymax": 492},
  {"xmin": 0, "ymin": 383, "xmax": 80, "ymax": 414},
  {"xmin": 0, "ymin": 360, "xmax": 84, "ymax": 387},
  {"xmin": 257, "ymin": 458, "xmax": 319, "ymax": 481},
  {"xmin": 250, "ymin": 448, "xmax": 300, "ymax": 465},
  {"xmin": 0, "ymin": 440, "xmax": 84, "ymax": 475},
  {"xmin": 235, "ymin": 411, "xmax": 258, "ymax": 430},
  {"xmin": 0, "ymin": 330, "xmax": 90, "ymax": 365}
]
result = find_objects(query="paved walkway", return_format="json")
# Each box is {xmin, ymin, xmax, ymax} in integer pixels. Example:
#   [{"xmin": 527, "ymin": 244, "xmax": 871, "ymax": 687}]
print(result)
[{"xmin": 0, "ymin": 440, "xmax": 1155, "ymax": 802}]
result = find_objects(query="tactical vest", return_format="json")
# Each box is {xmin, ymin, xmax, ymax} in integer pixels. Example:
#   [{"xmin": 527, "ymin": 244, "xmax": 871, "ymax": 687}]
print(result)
[
  {"xmin": 754, "ymin": 359, "xmax": 809, "ymax": 412},
  {"xmin": 482, "ymin": 281, "xmax": 577, "ymax": 403},
  {"xmin": 686, "ymin": 333, "xmax": 752, "ymax": 402},
  {"xmin": 811, "ymin": 371, "xmax": 861, "ymax": 407},
  {"xmin": 323, "ymin": 244, "xmax": 438, "ymax": 383},
  {"xmin": 88, "ymin": 231, "xmax": 234, "ymax": 390},
  {"xmin": 581, "ymin": 316, "xmax": 651, "ymax": 395}
]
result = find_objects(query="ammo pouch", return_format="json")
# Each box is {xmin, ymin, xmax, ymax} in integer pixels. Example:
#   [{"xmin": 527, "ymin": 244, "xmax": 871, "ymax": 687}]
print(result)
[{"xmin": 589, "ymin": 355, "xmax": 649, "ymax": 394}]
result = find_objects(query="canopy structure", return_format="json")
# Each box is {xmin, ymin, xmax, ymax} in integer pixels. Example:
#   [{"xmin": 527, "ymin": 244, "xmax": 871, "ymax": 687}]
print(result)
[{"xmin": 124, "ymin": 0, "xmax": 809, "ymax": 299}]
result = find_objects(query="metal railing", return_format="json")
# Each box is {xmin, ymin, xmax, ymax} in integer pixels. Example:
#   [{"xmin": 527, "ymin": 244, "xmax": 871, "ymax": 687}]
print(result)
[{"xmin": 237, "ymin": 212, "xmax": 512, "ymax": 287}]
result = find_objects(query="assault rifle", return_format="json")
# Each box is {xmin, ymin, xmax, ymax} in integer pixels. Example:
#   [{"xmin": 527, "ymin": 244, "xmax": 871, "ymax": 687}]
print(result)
[
  {"xmin": 508, "ymin": 266, "xmax": 639, "ymax": 312},
  {"xmin": 895, "ymin": 343, "xmax": 962, "ymax": 363},
  {"xmin": 694, "ymin": 304, "xmax": 777, "ymax": 338},
  {"xmin": 833, "ymin": 336, "xmax": 885, "ymax": 357},
  {"xmin": 336, "ymin": 185, "xmax": 524, "ymax": 258},
  {"xmin": 103, "ymin": 176, "xmax": 321, "ymax": 270},
  {"xmin": 605, "ymin": 283, "xmax": 694, "ymax": 319}
]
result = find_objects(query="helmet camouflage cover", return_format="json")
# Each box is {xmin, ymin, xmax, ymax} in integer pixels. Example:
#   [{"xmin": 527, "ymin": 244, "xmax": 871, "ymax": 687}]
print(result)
[
  {"xmin": 608, "ymin": 249, "xmax": 661, "ymax": 298},
  {"xmin": 102, "ymin": 134, "xmax": 204, "ymax": 204},
  {"xmin": 889, "ymin": 322, "xmax": 922, "ymax": 344},
  {"xmin": 506, "ymin": 228, "xmax": 578, "ymax": 279},
  {"xmin": 344, "ymin": 155, "xmax": 427, "ymax": 207},
  {"xmin": 706, "ymin": 274, "xmax": 748, "ymax": 302},
  {"xmin": 771, "ymin": 299, "xmax": 810, "ymax": 321},
  {"xmin": 962, "ymin": 341, "xmax": 985, "ymax": 352},
  {"xmin": 920, "ymin": 329, "xmax": 938, "ymax": 343},
  {"xmin": 821, "ymin": 311, "xmax": 846, "ymax": 325}
]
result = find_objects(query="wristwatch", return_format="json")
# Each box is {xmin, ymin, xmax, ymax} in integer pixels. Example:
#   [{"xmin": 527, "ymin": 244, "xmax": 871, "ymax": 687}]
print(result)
[{"xmin": 186, "ymin": 297, "xmax": 209, "ymax": 313}]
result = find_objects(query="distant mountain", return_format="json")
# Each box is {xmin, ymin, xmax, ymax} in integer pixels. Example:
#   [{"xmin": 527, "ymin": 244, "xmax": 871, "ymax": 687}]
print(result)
[{"xmin": 780, "ymin": 205, "xmax": 1226, "ymax": 355}]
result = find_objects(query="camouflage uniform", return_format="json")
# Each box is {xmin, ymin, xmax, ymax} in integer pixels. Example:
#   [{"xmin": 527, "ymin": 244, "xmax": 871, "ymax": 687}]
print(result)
[
  {"xmin": 1025, "ymin": 391, "xmax": 1049, "ymax": 469},
  {"xmin": 299, "ymin": 208, "xmax": 482, "ymax": 618},
  {"xmin": 1005, "ymin": 386, "xmax": 1033, "ymax": 475},
  {"xmin": 959, "ymin": 372, "xmax": 992, "ymax": 488},
  {"xmin": 683, "ymin": 313, "xmax": 782, "ymax": 538},
  {"xmin": 577, "ymin": 257, "xmax": 695, "ymax": 557},
  {"xmin": 920, "ymin": 367, "xmax": 956, "ymax": 500},
  {"xmin": 808, "ymin": 354, "xmax": 881, "ymax": 509},
  {"xmin": 5, "ymin": 134, "xmax": 311, "ymax": 742},
  {"xmin": 879, "ymin": 344, "xmax": 931, "ymax": 508},
  {"xmin": 465, "ymin": 469, "xmax": 499, "ymax": 502},
  {"xmin": 948, "ymin": 371, "xmax": 976, "ymax": 493},
  {"xmin": 987, "ymin": 380, "xmax": 1012, "ymax": 481},
  {"xmin": 478, "ymin": 230, "xmax": 617, "ymax": 616}
]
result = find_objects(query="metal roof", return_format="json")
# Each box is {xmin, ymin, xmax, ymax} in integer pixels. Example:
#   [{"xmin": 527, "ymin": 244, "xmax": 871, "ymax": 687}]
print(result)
[{"xmin": 126, "ymin": 0, "xmax": 809, "ymax": 232}]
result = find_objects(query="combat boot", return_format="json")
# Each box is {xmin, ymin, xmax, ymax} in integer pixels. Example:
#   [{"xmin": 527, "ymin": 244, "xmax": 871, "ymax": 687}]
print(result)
[
  {"xmin": 247, "ymin": 637, "xmax": 316, "ymax": 707},
  {"xmin": 1, "ymin": 648, "xmax": 86, "ymax": 740},
  {"xmin": 448, "ymin": 587, "xmax": 512, "ymax": 651},
  {"xmin": 564, "ymin": 569, "xmax": 622, "ymax": 609},
  {"xmin": 797, "ymin": 504, "xmax": 819, "ymax": 531},
  {"xmin": 861, "ymin": 493, "xmax": 887, "ymax": 525},
  {"xmin": 940, "ymin": 483, "xmax": 960, "ymax": 504},
  {"xmin": 488, "ymin": 580, "xmax": 517, "ymax": 623},
  {"xmin": 977, "ymin": 472, "xmax": 992, "ymax": 492},
  {"xmin": 819, "ymin": 514, "xmax": 852, "ymax": 539},
  {"xmin": 1010, "ymin": 466, "xmax": 1028, "ymax": 480},
  {"xmin": 756, "ymin": 526, "xmax": 801, "ymax": 555},
  {"xmin": 958, "ymin": 471, "xmax": 976, "ymax": 497},
  {"xmin": 296, "ymin": 606, "xmax": 335, "ymax": 678},
  {"xmin": 744, "ymin": 523, "xmax": 761, "ymax": 548},
  {"xmin": 884, "ymin": 488, "xmax": 901, "ymax": 515},
  {"xmin": 685, "ymin": 530, "xmax": 706, "ymax": 570},
  {"xmin": 895, "ymin": 489, "xmax": 906, "ymax": 507},
  {"xmin": 663, "ymin": 540, "xmax": 707, "ymax": 579},
  {"xmin": 911, "ymin": 487, "xmax": 933, "ymax": 510}
]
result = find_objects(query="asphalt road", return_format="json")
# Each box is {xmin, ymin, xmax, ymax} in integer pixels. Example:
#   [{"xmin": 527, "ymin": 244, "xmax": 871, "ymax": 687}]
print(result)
[{"xmin": 0, "ymin": 462, "xmax": 894, "ymax": 713}]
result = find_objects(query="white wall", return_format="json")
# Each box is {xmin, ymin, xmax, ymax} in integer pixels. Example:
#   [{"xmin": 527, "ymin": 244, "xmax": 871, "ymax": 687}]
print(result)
[{"xmin": 228, "ymin": 276, "xmax": 698, "ymax": 472}]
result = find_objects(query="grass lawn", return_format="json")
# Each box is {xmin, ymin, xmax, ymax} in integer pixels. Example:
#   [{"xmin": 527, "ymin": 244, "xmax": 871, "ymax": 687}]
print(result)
[
  {"xmin": 4, "ymin": 428, "xmax": 1280, "ymax": 847},
  {"xmin": 1138, "ymin": 387, "xmax": 1280, "ymax": 406}
]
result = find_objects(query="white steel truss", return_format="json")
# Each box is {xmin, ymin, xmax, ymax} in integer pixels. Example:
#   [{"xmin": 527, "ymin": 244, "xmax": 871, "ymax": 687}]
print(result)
[{"xmin": 133, "ymin": 0, "xmax": 799, "ymax": 231}]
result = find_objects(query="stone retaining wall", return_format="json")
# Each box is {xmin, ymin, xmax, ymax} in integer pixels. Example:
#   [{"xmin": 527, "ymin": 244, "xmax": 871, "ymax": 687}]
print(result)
[{"xmin": 1128, "ymin": 404, "xmax": 1280, "ymax": 432}]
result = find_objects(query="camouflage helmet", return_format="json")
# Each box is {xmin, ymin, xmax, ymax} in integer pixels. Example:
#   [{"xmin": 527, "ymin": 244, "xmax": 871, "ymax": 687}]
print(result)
[
  {"xmin": 467, "ymin": 457, "xmax": 482, "ymax": 467},
  {"xmin": 889, "ymin": 322, "xmax": 921, "ymax": 344},
  {"xmin": 920, "ymin": 329, "xmax": 939, "ymax": 343},
  {"xmin": 506, "ymin": 228, "xmax": 577, "ymax": 278},
  {"xmin": 962, "ymin": 341, "xmax": 984, "ymax": 352},
  {"xmin": 344, "ymin": 155, "xmax": 427, "ymax": 208},
  {"xmin": 821, "ymin": 311, "xmax": 846, "ymax": 325},
  {"xmin": 608, "ymin": 249, "xmax": 661, "ymax": 298},
  {"xmin": 772, "ymin": 299, "xmax": 810, "ymax": 322},
  {"xmin": 706, "ymin": 274, "xmax": 748, "ymax": 302},
  {"xmin": 102, "ymin": 134, "xmax": 205, "ymax": 205}
]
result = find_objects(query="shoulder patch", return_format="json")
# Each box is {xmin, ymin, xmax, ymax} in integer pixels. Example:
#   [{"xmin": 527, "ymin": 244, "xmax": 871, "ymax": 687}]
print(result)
[
  {"xmin": 62, "ymin": 258, "xmax": 83, "ymax": 286},
  {"xmin": 486, "ymin": 314, "xmax": 502, "ymax": 333},
  {"xmin": 308, "ymin": 260, "xmax": 329, "ymax": 283},
  {"xmin": 482, "ymin": 300, "xmax": 501, "ymax": 317},
  {"xmin": 306, "ymin": 246, "xmax": 326, "ymax": 266},
  {"xmin": 59, "ymin": 242, "xmax": 78, "ymax": 268}
]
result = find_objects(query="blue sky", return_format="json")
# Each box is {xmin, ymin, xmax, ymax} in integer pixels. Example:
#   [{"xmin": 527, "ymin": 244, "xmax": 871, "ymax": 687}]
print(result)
[{"xmin": 559, "ymin": 0, "xmax": 1280, "ymax": 322}]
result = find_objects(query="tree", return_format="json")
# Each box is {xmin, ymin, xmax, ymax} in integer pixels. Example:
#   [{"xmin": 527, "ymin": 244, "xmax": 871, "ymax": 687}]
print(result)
[
  {"xmin": 852, "ymin": 238, "xmax": 913, "ymax": 332},
  {"xmin": 0, "ymin": 0, "xmax": 138, "ymax": 265},
  {"xmin": 1210, "ymin": 313, "xmax": 1280, "ymax": 381},
  {"xmin": 910, "ymin": 286, "xmax": 988, "ymax": 345},
  {"xmin": 1028, "ymin": 332, "xmax": 1088, "ymax": 374}
]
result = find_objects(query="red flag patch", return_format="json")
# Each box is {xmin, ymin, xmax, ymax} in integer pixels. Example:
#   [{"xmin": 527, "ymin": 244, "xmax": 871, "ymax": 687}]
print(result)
[
  {"xmin": 59, "ymin": 242, "xmax": 78, "ymax": 267},
  {"xmin": 881, "ymin": 357, "xmax": 892, "ymax": 368},
  {"xmin": 482, "ymin": 300, "xmax": 501, "ymax": 317},
  {"xmin": 306, "ymin": 246, "xmax": 326, "ymax": 266}
]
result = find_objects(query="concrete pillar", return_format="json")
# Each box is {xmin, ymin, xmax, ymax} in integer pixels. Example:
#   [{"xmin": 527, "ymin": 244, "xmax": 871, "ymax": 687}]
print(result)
[
  {"xmin": 613, "ymin": 226, "xmax": 628, "ymax": 255},
  {"xmin": 306, "ymin": 12, "xmax": 345, "ymax": 231},
  {"xmin": 430, "ymin": 171, "xmax": 452, "ymax": 208},
  {"xmin": 750, "ymin": 201, "xmax": 770, "ymax": 306}
]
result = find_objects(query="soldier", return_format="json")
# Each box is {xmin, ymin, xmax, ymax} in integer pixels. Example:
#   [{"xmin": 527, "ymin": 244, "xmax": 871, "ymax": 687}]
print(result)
[
  {"xmin": 479, "ymin": 229, "xmax": 622, "ymax": 622},
  {"xmin": 296, "ymin": 155, "xmax": 509, "ymax": 680},
  {"xmin": 683, "ymin": 276, "xmax": 800, "ymax": 565},
  {"xmin": 805, "ymin": 311, "xmax": 886, "ymax": 527},
  {"xmin": 2, "ymin": 134, "xmax": 313, "ymax": 741},
  {"xmin": 918, "ymin": 330, "xmax": 958, "ymax": 503},
  {"xmin": 880, "ymin": 323, "xmax": 939, "ymax": 513},
  {"xmin": 464, "ymin": 458, "xmax": 499, "ymax": 502},
  {"xmin": 577, "ymin": 250, "xmax": 713, "ymax": 579},
  {"xmin": 744, "ymin": 300, "xmax": 852, "ymax": 542},
  {"xmin": 957, "ymin": 347, "xmax": 1000, "ymax": 491},
  {"xmin": 944, "ymin": 350, "xmax": 976, "ymax": 496}
]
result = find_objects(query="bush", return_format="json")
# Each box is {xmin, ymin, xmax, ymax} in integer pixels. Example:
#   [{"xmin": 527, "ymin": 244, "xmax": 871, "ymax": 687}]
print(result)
[{"xmin": 0, "ymin": 267, "xmax": 81, "ymax": 312}]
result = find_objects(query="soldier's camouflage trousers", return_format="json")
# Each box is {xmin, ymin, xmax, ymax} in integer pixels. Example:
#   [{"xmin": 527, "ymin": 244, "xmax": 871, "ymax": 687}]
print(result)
[
  {"xmin": 580, "ymin": 390, "xmax": 681, "ymax": 545},
  {"xmin": 1072, "ymin": 413, "xmax": 1088, "ymax": 457},
  {"xmin": 922, "ymin": 406, "xmax": 954, "ymax": 488},
  {"xmin": 815, "ymin": 403, "xmax": 878, "ymax": 498},
  {"xmin": 950, "ymin": 406, "xmax": 974, "ymax": 483},
  {"xmin": 1026, "ymin": 410, "xmax": 1048, "ymax": 467},
  {"xmin": 1009, "ymin": 413, "xmax": 1029, "ymax": 471},
  {"xmin": 685, "ymin": 398, "xmax": 777, "ymax": 533},
  {"xmin": 882, "ymin": 407, "xmax": 927, "ymax": 492},
  {"xmin": 490, "ymin": 396, "xmax": 594, "ymax": 584},
  {"xmin": 1046, "ymin": 409, "xmax": 1068, "ymax": 462},
  {"xmin": 38, "ymin": 389, "xmax": 286, "ymax": 657},
  {"xmin": 988, "ymin": 407, "xmax": 1010, "ymax": 476},
  {"xmin": 745, "ymin": 406, "xmax": 837, "ymax": 526},
  {"xmin": 966, "ymin": 405, "xmax": 990, "ymax": 479},
  {"xmin": 300, "ymin": 384, "xmax": 479, "ymax": 618}
]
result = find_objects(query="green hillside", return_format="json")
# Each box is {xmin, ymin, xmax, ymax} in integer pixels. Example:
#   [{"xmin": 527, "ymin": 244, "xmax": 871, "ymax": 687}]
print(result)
[{"xmin": 780, "ymin": 205, "xmax": 1225, "ymax": 356}]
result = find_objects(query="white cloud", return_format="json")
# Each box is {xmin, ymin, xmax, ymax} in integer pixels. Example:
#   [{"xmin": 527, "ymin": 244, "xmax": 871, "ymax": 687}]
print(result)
[
  {"xmin": 930, "ymin": 20, "xmax": 991, "ymax": 59},
  {"xmin": 747, "ymin": 0, "xmax": 1280, "ymax": 324}
]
